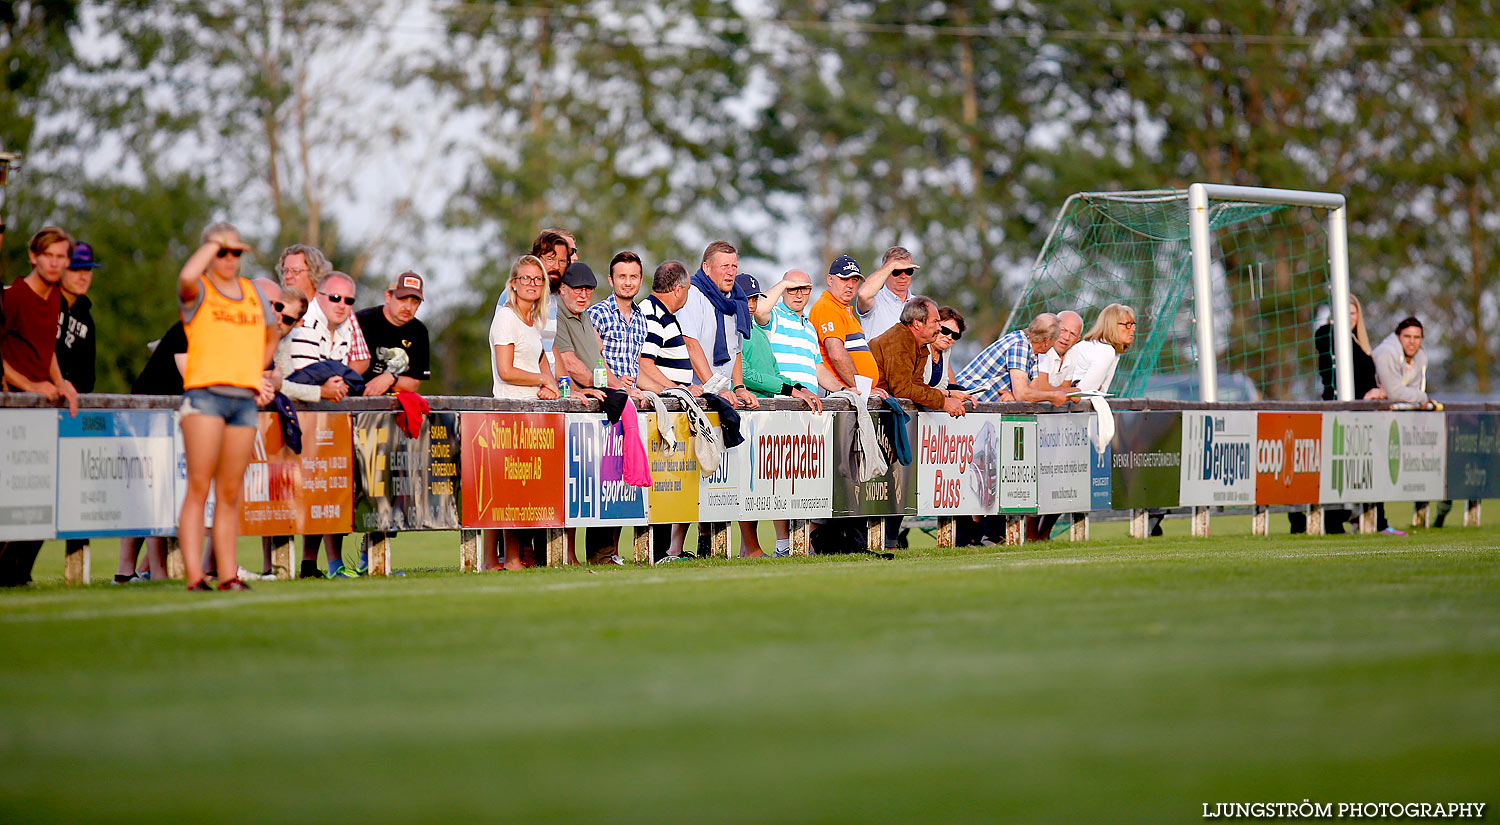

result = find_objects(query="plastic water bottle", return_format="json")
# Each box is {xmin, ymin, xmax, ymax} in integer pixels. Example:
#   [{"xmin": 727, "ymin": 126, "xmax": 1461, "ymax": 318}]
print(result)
[
  {"xmin": 593, "ymin": 358, "xmax": 609, "ymax": 390},
  {"xmin": 558, "ymin": 376, "xmax": 571, "ymax": 398}
]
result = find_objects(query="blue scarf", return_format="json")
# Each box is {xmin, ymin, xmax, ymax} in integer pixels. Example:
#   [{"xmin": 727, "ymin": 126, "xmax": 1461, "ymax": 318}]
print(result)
[{"xmin": 691, "ymin": 268, "xmax": 751, "ymax": 366}]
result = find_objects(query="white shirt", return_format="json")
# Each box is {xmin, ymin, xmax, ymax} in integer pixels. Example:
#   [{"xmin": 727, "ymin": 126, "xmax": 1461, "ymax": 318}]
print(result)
[
  {"xmin": 1038, "ymin": 347, "xmax": 1066, "ymax": 386},
  {"xmin": 1060, "ymin": 339, "xmax": 1119, "ymax": 393},
  {"xmin": 859, "ymin": 286, "xmax": 911, "ymax": 341},
  {"xmin": 489, "ymin": 305, "xmax": 544, "ymax": 400},
  {"xmin": 677, "ymin": 287, "xmax": 740, "ymax": 382},
  {"xmin": 285, "ymin": 298, "xmax": 353, "ymax": 369}
]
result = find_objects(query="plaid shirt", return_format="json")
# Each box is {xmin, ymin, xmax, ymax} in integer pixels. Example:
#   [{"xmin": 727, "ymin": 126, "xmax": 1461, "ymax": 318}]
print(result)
[
  {"xmin": 587, "ymin": 297, "xmax": 647, "ymax": 379},
  {"xmin": 956, "ymin": 329, "xmax": 1035, "ymax": 402}
]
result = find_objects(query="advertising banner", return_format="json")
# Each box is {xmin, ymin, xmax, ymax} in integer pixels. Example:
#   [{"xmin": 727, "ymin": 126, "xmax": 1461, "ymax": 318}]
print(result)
[
  {"xmin": 460, "ymin": 412, "xmax": 566, "ymax": 529},
  {"xmin": 0, "ymin": 410, "xmax": 58, "ymax": 540},
  {"xmin": 831, "ymin": 410, "xmax": 916, "ymax": 518},
  {"xmin": 741, "ymin": 410, "xmax": 832, "ymax": 520},
  {"xmin": 916, "ymin": 412, "xmax": 1000, "ymax": 517},
  {"xmin": 998, "ymin": 415, "xmax": 1038, "ymax": 514},
  {"xmin": 56, "ymin": 410, "xmax": 176, "ymax": 538},
  {"xmin": 1110, "ymin": 411, "xmax": 1183, "ymax": 509},
  {"xmin": 646, "ymin": 412, "xmax": 700, "ymax": 524},
  {"xmin": 697, "ymin": 413, "xmax": 743, "ymax": 522},
  {"xmin": 1036, "ymin": 413, "xmax": 1111, "ymax": 515},
  {"xmin": 1255, "ymin": 412, "xmax": 1322, "ymax": 506},
  {"xmin": 353, "ymin": 412, "xmax": 461, "ymax": 531},
  {"xmin": 1179, "ymin": 411, "xmax": 1257, "ymax": 507},
  {"xmin": 566, "ymin": 413, "xmax": 649, "ymax": 527},
  {"xmin": 1320, "ymin": 412, "xmax": 1445, "ymax": 503},
  {"xmin": 1389, "ymin": 412, "xmax": 1446, "ymax": 500},
  {"xmin": 1445, "ymin": 412, "xmax": 1500, "ymax": 500},
  {"xmin": 241, "ymin": 412, "xmax": 353, "ymax": 536}
]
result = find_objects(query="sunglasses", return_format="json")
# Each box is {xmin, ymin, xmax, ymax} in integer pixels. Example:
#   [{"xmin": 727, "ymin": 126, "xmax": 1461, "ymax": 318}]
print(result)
[
  {"xmin": 892, "ymin": 268, "xmax": 916, "ymax": 277},
  {"xmin": 320, "ymin": 292, "xmax": 356, "ymax": 305},
  {"xmin": 216, "ymin": 248, "xmax": 244, "ymax": 258},
  {"xmin": 272, "ymin": 302, "xmax": 303, "ymax": 326},
  {"xmin": 1119, "ymin": 321, "xmax": 1137, "ymax": 328},
  {"xmin": 938, "ymin": 327, "xmax": 961, "ymax": 339}
]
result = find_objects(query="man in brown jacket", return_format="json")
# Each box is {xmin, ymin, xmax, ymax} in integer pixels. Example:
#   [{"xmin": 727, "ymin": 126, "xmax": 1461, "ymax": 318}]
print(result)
[{"xmin": 870, "ymin": 297, "xmax": 971, "ymax": 417}]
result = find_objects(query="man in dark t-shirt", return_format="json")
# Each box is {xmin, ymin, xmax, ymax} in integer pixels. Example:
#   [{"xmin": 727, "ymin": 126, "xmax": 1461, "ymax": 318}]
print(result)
[
  {"xmin": 355, "ymin": 271, "xmax": 430, "ymax": 395},
  {"xmin": 57, "ymin": 241, "xmax": 100, "ymax": 393}
]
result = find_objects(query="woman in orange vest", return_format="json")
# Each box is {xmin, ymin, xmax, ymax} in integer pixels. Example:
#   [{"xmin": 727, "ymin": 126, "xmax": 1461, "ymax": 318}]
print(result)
[{"xmin": 177, "ymin": 222, "xmax": 278, "ymax": 591}]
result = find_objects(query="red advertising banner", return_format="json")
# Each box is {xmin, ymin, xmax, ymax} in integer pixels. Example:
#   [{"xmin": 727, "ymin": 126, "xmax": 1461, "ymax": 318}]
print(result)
[
  {"xmin": 240, "ymin": 412, "xmax": 353, "ymax": 535},
  {"xmin": 1255, "ymin": 412, "xmax": 1322, "ymax": 505},
  {"xmin": 460, "ymin": 412, "xmax": 566, "ymax": 528}
]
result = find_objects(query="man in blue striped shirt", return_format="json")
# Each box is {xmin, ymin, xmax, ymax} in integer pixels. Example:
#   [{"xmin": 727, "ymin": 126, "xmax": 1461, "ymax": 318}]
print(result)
[
  {"xmin": 955, "ymin": 313, "xmax": 1072, "ymax": 404},
  {"xmin": 753, "ymin": 269, "xmax": 839, "ymax": 394},
  {"xmin": 587, "ymin": 250, "xmax": 648, "ymax": 387}
]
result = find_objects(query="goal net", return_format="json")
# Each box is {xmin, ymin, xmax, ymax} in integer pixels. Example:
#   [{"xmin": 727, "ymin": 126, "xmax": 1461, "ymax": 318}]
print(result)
[{"xmin": 1009, "ymin": 188, "xmax": 1342, "ymax": 401}]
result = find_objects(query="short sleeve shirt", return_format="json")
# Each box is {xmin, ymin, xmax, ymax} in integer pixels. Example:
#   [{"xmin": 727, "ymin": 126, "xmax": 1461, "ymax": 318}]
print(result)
[
  {"xmin": 1, "ymin": 279, "xmax": 62, "ymax": 385},
  {"xmin": 587, "ymin": 298, "xmax": 647, "ymax": 379},
  {"xmin": 677, "ymin": 287, "xmax": 740, "ymax": 381},
  {"xmin": 762, "ymin": 302, "xmax": 823, "ymax": 391},
  {"xmin": 355, "ymin": 306, "xmax": 431, "ymax": 384},
  {"xmin": 554, "ymin": 304, "xmax": 602, "ymax": 384},
  {"xmin": 858, "ymin": 286, "xmax": 909, "ymax": 341},
  {"xmin": 1037, "ymin": 348, "xmax": 1065, "ymax": 386},
  {"xmin": 489, "ymin": 305, "xmax": 543, "ymax": 400},
  {"xmin": 809, "ymin": 291, "xmax": 878, "ymax": 387},
  {"xmin": 638, "ymin": 294, "xmax": 695, "ymax": 386}
]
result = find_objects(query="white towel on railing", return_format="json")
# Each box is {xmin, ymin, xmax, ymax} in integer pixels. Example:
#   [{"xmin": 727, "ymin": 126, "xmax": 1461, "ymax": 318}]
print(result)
[
  {"xmin": 636, "ymin": 390, "xmax": 675, "ymax": 448},
  {"xmin": 660, "ymin": 387, "xmax": 722, "ymax": 476},
  {"xmin": 1090, "ymin": 395, "xmax": 1114, "ymax": 455},
  {"xmin": 827, "ymin": 389, "xmax": 886, "ymax": 482}
]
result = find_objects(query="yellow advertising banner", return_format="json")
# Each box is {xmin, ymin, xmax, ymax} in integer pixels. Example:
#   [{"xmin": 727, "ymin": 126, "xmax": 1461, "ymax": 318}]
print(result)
[{"xmin": 646, "ymin": 412, "xmax": 699, "ymax": 524}]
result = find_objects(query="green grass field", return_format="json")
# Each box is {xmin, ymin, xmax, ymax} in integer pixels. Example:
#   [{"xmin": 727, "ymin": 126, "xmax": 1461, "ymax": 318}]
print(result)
[{"xmin": 2, "ymin": 512, "xmax": 1497, "ymax": 823}]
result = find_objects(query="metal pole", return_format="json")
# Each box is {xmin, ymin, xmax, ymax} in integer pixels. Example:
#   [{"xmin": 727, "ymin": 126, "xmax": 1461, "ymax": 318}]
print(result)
[
  {"xmin": 1328, "ymin": 205, "xmax": 1354, "ymax": 401},
  {"xmin": 1187, "ymin": 183, "xmax": 1218, "ymax": 402}
]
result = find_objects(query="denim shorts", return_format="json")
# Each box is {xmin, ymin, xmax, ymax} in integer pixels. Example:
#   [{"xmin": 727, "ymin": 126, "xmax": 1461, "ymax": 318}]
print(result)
[{"xmin": 180, "ymin": 388, "xmax": 258, "ymax": 428}]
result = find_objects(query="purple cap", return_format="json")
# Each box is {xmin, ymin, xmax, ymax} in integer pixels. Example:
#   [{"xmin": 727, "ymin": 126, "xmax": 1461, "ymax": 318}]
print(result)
[{"xmin": 69, "ymin": 242, "xmax": 102, "ymax": 270}]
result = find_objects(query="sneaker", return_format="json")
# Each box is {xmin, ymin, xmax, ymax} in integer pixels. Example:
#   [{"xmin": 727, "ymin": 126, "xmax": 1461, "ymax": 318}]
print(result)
[
  {"xmin": 186, "ymin": 579, "xmax": 213, "ymax": 592},
  {"xmin": 299, "ymin": 565, "xmax": 325, "ymax": 580},
  {"xmin": 773, "ymin": 546, "xmax": 791, "ymax": 558},
  {"xmin": 237, "ymin": 566, "xmax": 272, "ymax": 582},
  {"xmin": 1379, "ymin": 527, "xmax": 1408, "ymax": 536},
  {"xmin": 605, "ymin": 554, "xmax": 626, "ymax": 566},
  {"xmin": 658, "ymin": 555, "xmax": 686, "ymax": 563},
  {"xmin": 328, "ymin": 566, "xmax": 361, "ymax": 579},
  {"xmin": 112, "ymin": 573, "xmax": 147, "ymax": 585},
  {"xmin": 217, "ymin": 578, "xmax": 251, "ymax": 591}
]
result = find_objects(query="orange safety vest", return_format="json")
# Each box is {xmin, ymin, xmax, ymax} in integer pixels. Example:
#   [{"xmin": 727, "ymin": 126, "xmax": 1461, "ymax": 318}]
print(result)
[{"xmin": 183, "ymin": 276, "xmax": 266, "ymax": 392}]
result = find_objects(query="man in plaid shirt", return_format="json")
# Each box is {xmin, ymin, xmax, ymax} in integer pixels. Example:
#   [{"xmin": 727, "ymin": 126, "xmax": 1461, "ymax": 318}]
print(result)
[
  {"xmin": 587, "ymin": 250, "xmax": 648, "ymax": 387},
  {"xmin": 956, "ymin": 313, "xmax": 1072, "ymax": 404}
]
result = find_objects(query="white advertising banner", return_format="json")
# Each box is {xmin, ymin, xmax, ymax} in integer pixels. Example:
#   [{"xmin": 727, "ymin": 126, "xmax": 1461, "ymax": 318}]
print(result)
[
  {"xmin": 998, "ymin": 415, "xmax": 1038, "ymax": 514},
  {"xmin": 0, "ymin": 410, "xmax": 59, "ymax": 540},
  {"xmin": 740, "ymin": 410, "xmax": 833, "ymax": 520},
  {"xmin": 915, "ymin": 412, "xmax": 999, "ymax": 517},
  {"xmin": 57, "ymin": 410, "xmax": 177, "ymax": 538},
  {"xmin": 697, "ymin": 414, "xmax": 743, "ymax": 522},
  {"xmin": 1179, "ymin": 411, "xmax": 1258, "ymax": 506},
  {"xmin": 1319, "ymin": 411, "xmax": 1446, "ymax": 503},
  {"xmin": 1389, "ymin": 412, "xmax": 1446, "ymax": 500},
  {"xmin": 1036, "ymin": 413, "xmax": 1112, "ymax": 515}
]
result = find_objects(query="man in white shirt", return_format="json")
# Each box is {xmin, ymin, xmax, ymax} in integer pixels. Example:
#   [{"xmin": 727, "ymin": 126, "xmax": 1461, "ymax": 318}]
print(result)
[
  {"xmin": 856, "ymin": 245, "xmax": 923, "ymax": 340},
  {"xmin": 1037, "ymin": 310, "xmax": 1083, "ymax": 387},
  {"xmin": 282, "ymin": 271, "xmax": 358, "ymax": 402},
  {"xmin": 676, "ymin": 240, "xmax": 759, "ymax": 408}
]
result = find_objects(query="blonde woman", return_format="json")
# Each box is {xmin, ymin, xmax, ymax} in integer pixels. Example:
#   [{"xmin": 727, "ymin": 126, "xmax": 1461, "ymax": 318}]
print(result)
[
  {"xmin": 1316, "ymin": 294, "xmax": 1384, "ymax": 400},
  {"xmin": 1061, "ymin": 303, "xmax": 1136, "ymax": 393},
  {"xmin": 484, "ymin": 255, "xmax": 559, "ymax": 570}
]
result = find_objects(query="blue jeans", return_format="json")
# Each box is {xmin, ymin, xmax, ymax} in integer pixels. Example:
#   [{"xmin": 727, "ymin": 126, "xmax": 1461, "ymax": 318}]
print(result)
[{"xmin": 180, "ymin": 388, "xmax": 257, "ymax": 428}]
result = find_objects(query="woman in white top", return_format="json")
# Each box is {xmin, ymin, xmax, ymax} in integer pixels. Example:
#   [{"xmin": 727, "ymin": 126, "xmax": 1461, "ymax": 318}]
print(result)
[
  {"xmin": 1061, "ymin": 303, "xmax": 1136, "ymax": 393},
  {"xmin": 484, "ymin": 255, "xmax": 559, "ymax": 570}
]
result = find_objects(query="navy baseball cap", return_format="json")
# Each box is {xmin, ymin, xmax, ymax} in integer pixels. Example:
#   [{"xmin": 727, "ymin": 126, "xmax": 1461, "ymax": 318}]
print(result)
[
  {"xmin": 561, "ymin": 261, "xmax": 597, "ymax": 289},
  {"xmin": 828, "ymin": 255, "xmax": 862, "ymax": 279},
  {"xmin": 735, "ymin": 272, "xmax": 763, "ymax": 297},
  {"xmin": 69, "ymin": 242, "xmax": 102, "ymax": 270}
]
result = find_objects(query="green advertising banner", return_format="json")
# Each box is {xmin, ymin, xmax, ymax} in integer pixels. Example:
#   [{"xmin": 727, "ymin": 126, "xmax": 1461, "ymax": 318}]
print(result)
[
  {"xmin": 1110, "ymin": 411, "xmax": 1183, "ymax": 509},
  {"xmin": 831, "ymin": 410, "xmax": 917, "ymax": 518},
  {"xmin": 1445, "ymin": 412, "xmax": 1500, "ymax": 500}
]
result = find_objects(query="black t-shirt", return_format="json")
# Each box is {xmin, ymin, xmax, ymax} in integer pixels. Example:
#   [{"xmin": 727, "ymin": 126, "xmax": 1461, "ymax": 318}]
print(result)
[
  {"xmin": 132, "ymin": 322, "xmax": 188, "ymax": 395},
  {"xmin": 58, "ymin": 294, "xmax": 96, "ymax": 393},
  {"xmin": 355, "ymin": 306, "xmax": 430, "ymax": 384}
]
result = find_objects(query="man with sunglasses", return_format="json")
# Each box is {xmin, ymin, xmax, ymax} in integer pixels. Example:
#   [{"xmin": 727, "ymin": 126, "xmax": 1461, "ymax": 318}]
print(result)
[
  {"xmin": 356, "ymin": 271, "xmax": 430, "ymax": 396},
  {"xmin": 871, "ymin": 298, "xmax": 971, "ymax": 418},
  {"xmin": 284, "ymin": 271, "xmax": 362, "ymax": 403},
  {"xmin": 856, "ymin": 246, "xmax": 923, "ymax": 340},
  {"xmin": 277, "ymin": 244, "xmax": 371, "ymax": 376}
]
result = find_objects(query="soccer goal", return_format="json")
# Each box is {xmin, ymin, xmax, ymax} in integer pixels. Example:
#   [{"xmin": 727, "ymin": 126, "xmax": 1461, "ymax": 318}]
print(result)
[{"xmin": 1008, "ymin": 183, "xmax": 1354, "ymax": 402}]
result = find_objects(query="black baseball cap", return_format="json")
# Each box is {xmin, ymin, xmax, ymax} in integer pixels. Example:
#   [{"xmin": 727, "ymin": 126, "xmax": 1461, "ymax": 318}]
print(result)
[
  {"xmin": 735, "ymin": 272, "xmax": 763, "ymax": 298},
  {"xmin": 561, "ymin": 262, "xmax": 597, "ymax": 289}
]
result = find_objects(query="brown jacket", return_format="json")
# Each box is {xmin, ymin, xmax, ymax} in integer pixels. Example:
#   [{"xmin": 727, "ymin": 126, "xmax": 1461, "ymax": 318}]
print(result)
[{"xmin": 870, "ymin": 323, "xmax": 946, "ymax": 409}]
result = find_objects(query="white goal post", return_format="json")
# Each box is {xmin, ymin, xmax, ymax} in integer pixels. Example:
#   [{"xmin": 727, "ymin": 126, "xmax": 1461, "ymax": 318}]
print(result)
[{"xmin": 1186, "ymin": 183, "xmax": 1352, "ymax": 402}]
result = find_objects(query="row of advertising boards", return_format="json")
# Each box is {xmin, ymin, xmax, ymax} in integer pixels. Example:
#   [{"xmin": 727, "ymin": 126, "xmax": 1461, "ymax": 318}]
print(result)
[{"xmin": 1, "ymin": 408, "xmax": 1496, "ymax": 540}]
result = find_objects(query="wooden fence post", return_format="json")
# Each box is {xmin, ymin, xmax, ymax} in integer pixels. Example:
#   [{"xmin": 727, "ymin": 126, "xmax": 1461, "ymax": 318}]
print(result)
[
  {"xmin": 936, "ymin": 517, "xmax": 956, "ymax": 548},
  {"xmin": 1069, "ymin": 514, "xmax": 1089, "ymax": 541},
  {"xmin": 1307, "ymin": 505, "xmax": 1325, "ymax": 536},
  {"xmin": 365, "ymin": 532, "xmax": 391, "ymax": 576},
  {"xmin": 64, "ymin": 540, "xmax": 90, "ymax": 586},
  {"xmin": 459, "ymin": 529, "xmax": 481, "ymax": 573},
  {"xmin": 790, "ymin": 520, "xmax": 810, "ymax": 556}
]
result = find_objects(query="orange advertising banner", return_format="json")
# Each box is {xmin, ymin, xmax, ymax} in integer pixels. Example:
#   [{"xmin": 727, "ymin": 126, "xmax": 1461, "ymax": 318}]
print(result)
[
  {"xmin": 240, "ymin": 412, "xmax": 353, "ymax": 535},
  {"xmin": 1254, "ymin": 412, "xmax": 1322, "ymax": 505},
  {"xmin": 460, "ymin": 412, "xmax": 567, "ymax": 528}
]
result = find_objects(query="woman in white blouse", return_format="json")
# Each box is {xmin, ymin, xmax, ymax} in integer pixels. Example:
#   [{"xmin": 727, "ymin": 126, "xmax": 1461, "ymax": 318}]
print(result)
[
  {"xmin": 484, "ymin": 255, "xmax": 559, "ymax": 570},
  {"xmin": 1061, "ymin": 303, "xmax": 1136, "ymax": 393}
]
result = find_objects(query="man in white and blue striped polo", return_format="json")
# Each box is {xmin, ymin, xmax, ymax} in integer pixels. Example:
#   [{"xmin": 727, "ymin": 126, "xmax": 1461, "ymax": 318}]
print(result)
[{"xmin": 752, "ymin": 269, "xmax": 840, "ymax": 394}]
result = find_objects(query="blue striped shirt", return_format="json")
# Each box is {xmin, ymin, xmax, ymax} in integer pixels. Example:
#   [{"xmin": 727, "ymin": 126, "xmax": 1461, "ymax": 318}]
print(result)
[
  {"xmin": 586, "ymin": 298, "xmax": 647, "ymax": 379},
  {"xmin": 638, "ymin": 294, "xmax": 694, "ymax": 386},
  {"xmin": 761, "ymin": 302, "xmax": 822, "ymax": 390}
]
